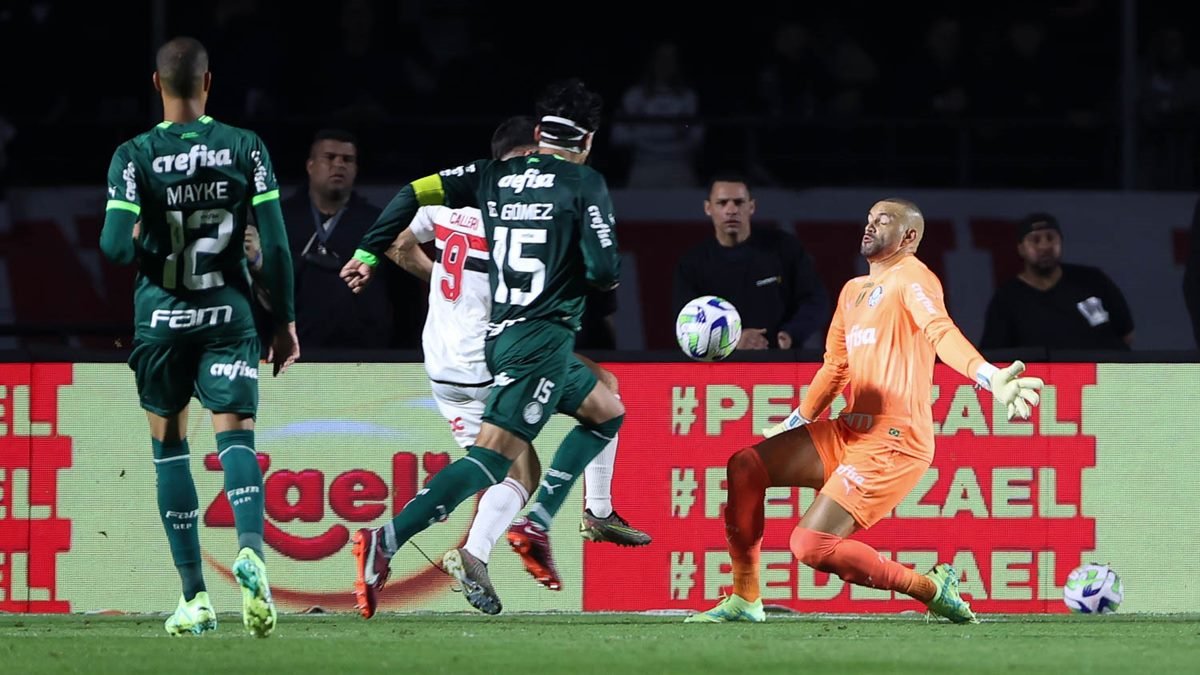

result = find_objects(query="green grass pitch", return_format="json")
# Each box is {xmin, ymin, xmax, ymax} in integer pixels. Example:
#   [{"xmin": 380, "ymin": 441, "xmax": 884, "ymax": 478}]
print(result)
[{"xmin": 2, "ymin": 612, "xmax": 1196, "ymax": 674}]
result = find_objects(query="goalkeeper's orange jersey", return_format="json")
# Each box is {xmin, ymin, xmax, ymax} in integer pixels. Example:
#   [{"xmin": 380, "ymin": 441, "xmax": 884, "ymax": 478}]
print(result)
[{"xmin": 800, "ymin": 254, "xmax": 987, "ymax": 461}]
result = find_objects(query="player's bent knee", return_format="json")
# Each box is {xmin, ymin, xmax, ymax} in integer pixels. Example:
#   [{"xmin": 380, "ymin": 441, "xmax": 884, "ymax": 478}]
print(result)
[
  {"xmin": 586, "ymin": 413, "xmax": 623, "ymax": 441},
  {"xmin": 598, "ymin": 367, "xmax": 619, "ymax": 395},
  {"xmin": 790, "ymin": 527, "xmax": 840, "ymax": 571},
  {"xmin": 508, "ymin": 448, "xmax": 541, "ymax": 495},
  {"xmin": 727, "ymin": 447, "xmax": 764, "ymax": 482}
]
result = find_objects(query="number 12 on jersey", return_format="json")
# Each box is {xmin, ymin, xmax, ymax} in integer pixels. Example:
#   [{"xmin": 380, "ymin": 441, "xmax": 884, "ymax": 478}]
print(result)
[
  {"xmin": 163, "ymin": 208, "xmax": 234, "ymax": 290},
  {"xmin": 491, "ymin": 225, "xmax": 546, "ymax": 306}
]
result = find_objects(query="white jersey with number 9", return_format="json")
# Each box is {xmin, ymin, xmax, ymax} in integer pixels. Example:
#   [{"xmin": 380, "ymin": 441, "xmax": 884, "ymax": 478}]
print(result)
[{"xmin": 407, "ymin": 205, "xmax": 493, "ymax": 384}]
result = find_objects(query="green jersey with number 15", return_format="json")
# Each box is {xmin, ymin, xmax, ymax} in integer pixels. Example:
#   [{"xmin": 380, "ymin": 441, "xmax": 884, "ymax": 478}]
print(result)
[
  {"xmin": 361, "ymin": 153, "xmax": 620, "ymax": 334},
  {"xmin": 106, "ymin": 115, "xmax": 279, "ymax": 343}
]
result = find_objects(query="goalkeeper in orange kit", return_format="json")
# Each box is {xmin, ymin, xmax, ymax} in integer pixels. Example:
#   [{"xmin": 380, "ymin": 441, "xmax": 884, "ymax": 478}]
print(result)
[{"xmin": 686, "ymin": 198, "xmax": 1044, "ymax": 624}]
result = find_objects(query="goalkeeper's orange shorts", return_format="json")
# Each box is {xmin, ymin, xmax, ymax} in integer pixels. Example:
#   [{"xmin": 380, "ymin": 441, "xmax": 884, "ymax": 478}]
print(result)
[{"xmin": 807, "ymin": 417, "xmax": 931, "ymax": 529}]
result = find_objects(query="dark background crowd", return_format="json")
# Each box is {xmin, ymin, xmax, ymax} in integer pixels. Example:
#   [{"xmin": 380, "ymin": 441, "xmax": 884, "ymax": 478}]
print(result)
[{"xmin": 4, "ymin": 0, "xmax": 1200, "ymax": 190}]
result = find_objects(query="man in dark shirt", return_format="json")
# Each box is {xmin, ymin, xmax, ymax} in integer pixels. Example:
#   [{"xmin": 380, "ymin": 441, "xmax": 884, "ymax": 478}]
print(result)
[
  {"xmin": 673, "ymin": 176, "xmax": 827, "ymax": 350},
  {"xmin": 982, "ymin": 212, "xmax": 1133, "ymax": 351},
  {"xmin": 279, "ymin": 129, "xmax": 421, "ymax": 349}
]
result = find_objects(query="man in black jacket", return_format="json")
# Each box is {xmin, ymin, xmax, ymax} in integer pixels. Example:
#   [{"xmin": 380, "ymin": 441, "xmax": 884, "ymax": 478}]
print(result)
[
  {"xmin": 673, "ymin": 176, "xmax": 827, "ymax": 350},
  {"xmin": 278, "ymin": 129, "xmax": 420, "ymax": 349},
  {"xmin": 982, "ymin": 212, "xmax": 1133, "ymax": 351}
]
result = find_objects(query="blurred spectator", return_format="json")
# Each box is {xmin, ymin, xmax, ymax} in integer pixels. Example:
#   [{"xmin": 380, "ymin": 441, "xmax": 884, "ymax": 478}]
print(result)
[
  {"xmin": 1137, "ymin": 27, "xmax": 1200, "ymax": 189},
  {"xmin": 819, "ymin": 18, "xmax": 879, "ymax": 117},
  {"xmin": 279, "ymin": 129, "xmax": 414, "ymax": 349},
  {"xmin": 902, "ymin": 16, "xmax": 969, "ymax": 116},
  {"xmin": 982, "ymin": 213, "xmax": 1133, "ymax": 351},
  {"xmin": 673, "ymin": 176, "xmax": 827, "ymax": 350},
  {"xmin": 312, "ymin": 0, "xmax": 397, "ymax": 125},
  {"xmin": 1184, "ymin": 197, "xmax": 1200, "ymax": 348},
  {"xmin": 611, "ymin": 41, "xmax": 704, "ymax": 188},
  {"xmin": 978, "ymin": 17, "xmax": 1060, "ymax": 116},
  {"xmin": 758, "ymin": 22, "xmax": 830, "ymax": 119},
  {"xmin": 207, "ymin": 0, "xmax": 282, "ymax": 122}
]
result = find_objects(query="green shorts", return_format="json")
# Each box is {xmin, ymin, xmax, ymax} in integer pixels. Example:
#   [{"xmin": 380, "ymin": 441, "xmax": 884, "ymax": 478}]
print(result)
[
  {"xmin": 128, "ymin": 337, "xmax": 261, "ymax": 417},
  {"xmin": 482, "ymin": 321, "xmax": 598, "ymax": 443}
]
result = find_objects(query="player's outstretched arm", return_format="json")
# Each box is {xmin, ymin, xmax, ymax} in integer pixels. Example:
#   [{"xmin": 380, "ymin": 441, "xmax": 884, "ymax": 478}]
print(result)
[
  {"xmin": 904, "ymin": 274, "xmax": 1043, "ymax": 420},
  {"xmin": 349, "ymin": 165, "xmax": 485, "ymax": 292},
  {"xmin": 385, "ymin": 228, "xmax": 433, "ymax": 282}
]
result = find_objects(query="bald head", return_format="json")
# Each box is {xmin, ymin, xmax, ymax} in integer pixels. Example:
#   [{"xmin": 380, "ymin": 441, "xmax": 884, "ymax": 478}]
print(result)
[
  {"xmin": 881, "ymin": 197, "xmax": 925, "ymax": 248},
  {"xmin": 862, "ymin": 198, "xmax": 926, "ymax": 260},
  {"xmin": 156, "ymin": 37, "xmax": 208, "ymax": 99}
]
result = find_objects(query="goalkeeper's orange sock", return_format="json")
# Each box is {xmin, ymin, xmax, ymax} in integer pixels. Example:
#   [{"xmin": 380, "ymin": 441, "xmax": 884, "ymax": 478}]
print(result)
[
  {"xmin": 726, "ymin": 448, "xmax": 770, "ymax": 603},
  {"xmin": 790, "ymin": 527, "xmax": 936, "ymax": 602}
]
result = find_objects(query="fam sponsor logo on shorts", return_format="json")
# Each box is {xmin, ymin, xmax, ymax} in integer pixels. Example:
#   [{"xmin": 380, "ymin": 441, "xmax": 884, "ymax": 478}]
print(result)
[
  {"xmin": 834, "ymin": 463, "xmax": 866, "ymax": 494},
  {"xmin": 210, "ymin": 360, "xmax": 258, "ymax": 381}
]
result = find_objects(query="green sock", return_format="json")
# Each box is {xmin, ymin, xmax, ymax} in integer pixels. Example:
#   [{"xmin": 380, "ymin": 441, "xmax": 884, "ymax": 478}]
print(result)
[
  {"xmin": 152, "ymin": 438, "xmax": 206, "ymax": 601},
  {"xmin": 381, "ymin": 446, "xmax": 511, "ymax": 556},
  {"xmin": 215, "ymin": 429, "xmax": 264, "ymax": 560},
  {"xmin": 529, "ymin": 418, "xmax": 623, "ymax": 530}
]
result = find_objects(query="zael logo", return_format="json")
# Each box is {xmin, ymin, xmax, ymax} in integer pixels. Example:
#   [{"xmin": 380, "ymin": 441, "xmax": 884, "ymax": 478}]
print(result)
[{"xmin": 201, "ymin": 447, "xmax": 457, "ymax": 611}]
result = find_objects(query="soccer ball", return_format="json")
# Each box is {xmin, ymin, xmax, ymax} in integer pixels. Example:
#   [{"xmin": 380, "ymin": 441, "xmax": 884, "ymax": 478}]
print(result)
[
  {"xmin": 1063, "ymin": 563, "xmax": 1123, "ymax": 614},
  {"xmin": 675, "ymin": 295, "xmax": 742, "ymax": 361}
]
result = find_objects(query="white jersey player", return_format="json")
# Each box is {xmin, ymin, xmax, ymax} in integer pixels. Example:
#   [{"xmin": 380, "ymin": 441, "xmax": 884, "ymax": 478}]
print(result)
[{"xmin": 383, "ymin": 116, "xmax": 650, "ymax": 616}]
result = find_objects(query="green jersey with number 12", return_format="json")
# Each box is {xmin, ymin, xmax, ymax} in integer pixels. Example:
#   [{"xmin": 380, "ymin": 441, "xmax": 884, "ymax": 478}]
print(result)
[{"xmin": 105, "ymin": 115, "xmax": 279, "ymax": 343}]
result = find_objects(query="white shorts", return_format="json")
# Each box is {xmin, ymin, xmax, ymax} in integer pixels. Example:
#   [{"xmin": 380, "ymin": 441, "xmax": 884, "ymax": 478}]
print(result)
[{"xmin": 429, "ymin": 380, "xmax": 490, "ymax": 449}]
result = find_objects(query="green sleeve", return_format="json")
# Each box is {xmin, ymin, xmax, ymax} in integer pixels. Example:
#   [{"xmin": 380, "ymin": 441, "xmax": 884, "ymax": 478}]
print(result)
[
  {"xmin": 577, "ymin": 169, "xmax": 621, "ymax": 289},
  {"xmin": 100, "ymin": 144, "xmax": 141, "ymax": 265},
  {"xmin": 245, "ymin": 135, "xmax": 294, "ymax": 323},
  {"xmin": 253, "ymin": 196, "xmax": 296, "ymax": 324},
  {"xmin": 355, "ymin": 160, "xmax": 486, "ymax": 265}
]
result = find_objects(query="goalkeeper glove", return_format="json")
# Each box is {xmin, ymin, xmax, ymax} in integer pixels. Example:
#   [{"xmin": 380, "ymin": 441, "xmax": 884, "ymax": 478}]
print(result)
[
  {"xmin": 977, "ymin": 360, "xmax": 1044, "ymax": 421},
  {"xmin": 762, "ymin": 408, "xmax": 811, "ymax": 438}
]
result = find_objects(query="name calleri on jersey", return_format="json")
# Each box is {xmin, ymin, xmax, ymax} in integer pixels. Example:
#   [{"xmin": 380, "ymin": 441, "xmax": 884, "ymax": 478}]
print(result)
[{"xmin": 415, "ymin": 205, "xmax": 492, "ymax": 384}]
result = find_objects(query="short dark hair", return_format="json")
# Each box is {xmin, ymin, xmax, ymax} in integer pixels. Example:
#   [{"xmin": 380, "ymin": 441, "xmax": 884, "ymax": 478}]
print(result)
[
  {"xmin": 535, "ymin": 78, "xmax": 603, "ymax": 151},
  {"xmin": 491, "ymin": 116, "xmax": 537, "ymax": 159},
  {"xmin": 156, "ymin": 37, "xmax": 208, "ymax": 98},
  {"xmin": 707, "ymin": 174, "xmax": 753, "ymax": 197},
  {"xmin": 1016, "ymin": 212, "xmax": 1061, "ymax": 241},
  {"xmin": 309, "ymin": 129, "xmax": 358, "ymax": 159}
]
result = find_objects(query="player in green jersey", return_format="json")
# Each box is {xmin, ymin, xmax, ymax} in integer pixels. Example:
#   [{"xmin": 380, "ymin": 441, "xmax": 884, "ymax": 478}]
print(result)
[
  {"xmin": 342, "ymin": 79, "xmax": 625, "ymax": 618},
  {"xmin": 99, "ymin": 36, "xmax": 298, "ymax": 638}
]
